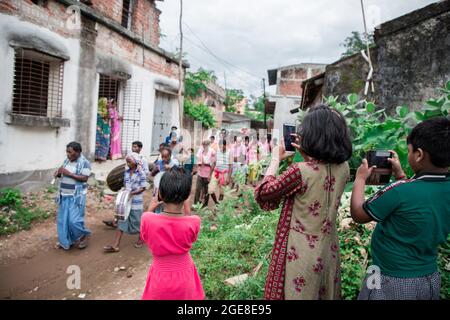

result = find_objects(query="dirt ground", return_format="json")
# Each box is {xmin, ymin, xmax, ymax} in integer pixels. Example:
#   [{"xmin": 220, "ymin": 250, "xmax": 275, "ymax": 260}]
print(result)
[{"xmin": 0, "ymin": 176, "xmax": 204, "ymax": 300}]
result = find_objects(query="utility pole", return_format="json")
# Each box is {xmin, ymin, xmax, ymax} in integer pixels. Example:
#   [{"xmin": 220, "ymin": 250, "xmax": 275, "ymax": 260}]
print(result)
[
  {"xmin": 178, "ymin": 0, "xmax": 184, "ymax": 130},
  {"xmin": 223, "ymin": 72, "xmax": 227, "ymax": 90},
  {"xmin": 263, "ymin": 78, "xmax": 267, "ymax": 130}
]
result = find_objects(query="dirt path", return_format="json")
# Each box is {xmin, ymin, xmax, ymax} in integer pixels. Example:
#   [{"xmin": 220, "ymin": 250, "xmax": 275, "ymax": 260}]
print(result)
[
  {"xmin": 0, "ymin": 174, "xmax": 209, "ymax": 300},
  {"xmin": 0, "ymin": 200, "xmax": 152, "ymax": 300}
]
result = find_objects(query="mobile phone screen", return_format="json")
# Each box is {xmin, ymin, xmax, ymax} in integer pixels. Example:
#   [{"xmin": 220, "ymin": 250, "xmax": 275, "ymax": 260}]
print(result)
[{"xmin": 283, "ymin": 124, "xmax": 296, "ymax": 152}]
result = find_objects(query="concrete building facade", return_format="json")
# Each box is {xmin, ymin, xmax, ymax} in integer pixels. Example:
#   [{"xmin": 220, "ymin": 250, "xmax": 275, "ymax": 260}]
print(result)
[{"xmin": 0, "ymin": 0, "xmax": 186, "ymax": 191}]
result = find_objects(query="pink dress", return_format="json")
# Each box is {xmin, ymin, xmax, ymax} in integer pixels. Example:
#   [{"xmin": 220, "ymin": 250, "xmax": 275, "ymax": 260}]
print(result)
[
  {"xmin": 109, "ymin": 106, "xmax": 122, "ymax": 160},
  {"xmin": 140, "ymin": 213, "xmax": 205, "ymax": 300}
]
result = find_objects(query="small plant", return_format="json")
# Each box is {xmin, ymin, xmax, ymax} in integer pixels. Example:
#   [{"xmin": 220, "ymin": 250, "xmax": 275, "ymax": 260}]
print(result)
[{"xmin": 0, "ymin": 187, "xmax": 55, "ymax": 236}]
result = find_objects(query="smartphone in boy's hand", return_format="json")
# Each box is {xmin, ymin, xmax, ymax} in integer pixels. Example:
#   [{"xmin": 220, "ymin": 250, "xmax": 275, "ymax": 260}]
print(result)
[{"xmin": 366, "ymin": 150, "xmax": 393, "ymax": 185}]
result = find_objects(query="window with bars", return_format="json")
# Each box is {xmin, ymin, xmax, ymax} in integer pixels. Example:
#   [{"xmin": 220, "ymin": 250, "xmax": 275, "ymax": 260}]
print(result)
[
  {"xmin": 121, "ymin": 0, "xmax": 133, "ymax": 29},
  {"xmin": 12, "ymin": 49, "xmax": 64, "ymax": 118},
  {"xmin": 98, "ymin": 75, "xmax": 120, "ymax": 102}
]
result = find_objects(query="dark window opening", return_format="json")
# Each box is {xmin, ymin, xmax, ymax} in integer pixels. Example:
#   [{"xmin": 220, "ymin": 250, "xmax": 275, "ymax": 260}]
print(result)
[
  {"xmin": 12, "ymin": 49, "xmax": 64, "ymax": 118},
  {"xmin": 121, "ymin": 0, "xmax": 132, "ymax": 29}
]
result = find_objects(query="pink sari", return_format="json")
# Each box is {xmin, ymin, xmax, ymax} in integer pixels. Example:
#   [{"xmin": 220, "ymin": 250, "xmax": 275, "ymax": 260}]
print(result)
[{"xmin": 109, "ymin": 106, "xmax": 122, "ymax": 160}]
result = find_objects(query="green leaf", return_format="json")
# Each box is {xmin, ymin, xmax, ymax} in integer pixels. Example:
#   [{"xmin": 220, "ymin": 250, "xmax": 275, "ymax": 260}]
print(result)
[
  {"xmin": 446, "ymin": 80, "xmax": 450, "ymax": 91},
  {"xmin": 366, "ymin": 102, "xmax": 375, "ymax": 113},
  {"xmin": 426, "ymin": 98, "xmax": 445, "ymax": 109},
  {"xmin": 415, "ymin": 111, "xmax": 425, "ymax": 121},
  {"xmin": 396, "ymin": 106, "xmax": 409, "ymax": 118},
  {"xmin": 347, "ymin": 93, "xmax": 359, "ymax": 105}
]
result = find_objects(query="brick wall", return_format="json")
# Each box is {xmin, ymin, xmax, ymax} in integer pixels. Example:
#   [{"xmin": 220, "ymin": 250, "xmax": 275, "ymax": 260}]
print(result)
[
  {"xmin": 91, "ymin": 0, "xmax": 123, "ymax": 23},
  {"xmin": 0, "ymin": 0, "xmax": 74, "ymax": 37},
  {"xmin": 0, "ymin": 0, "xmax": 180, "ymax": 79},
  {"xmin": 278, "ymin": 65, "xmax": 325, "ymax": 97}
]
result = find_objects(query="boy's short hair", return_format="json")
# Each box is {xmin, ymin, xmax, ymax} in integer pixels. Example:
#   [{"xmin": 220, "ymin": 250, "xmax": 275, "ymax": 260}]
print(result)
[
  {"xmin": 407, "ymin": 117, "xmax": 450, "ymax": 168},
  {"xmin": 161, "ymin": 147, "xmax": 172, "ymax": 156},
  {"xmin": 171, "ymin": 126, "xmax": 178, "ymax": 130},
  {"xmin": 132, "ymin": 141, "xmax": 143, "ymax": 148},
  {"xmin": 159, "ymin": 167, "xmax": 192, "ymax": 204}
]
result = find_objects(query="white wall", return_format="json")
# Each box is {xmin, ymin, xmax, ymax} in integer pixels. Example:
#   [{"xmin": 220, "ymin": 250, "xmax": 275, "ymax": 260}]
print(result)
[
  {"xmin": 270, "ymin": 95, "xmax": 300, "ymax": 133},
  {"xmin": 0, "ymin": 13, "xmax": 181, "ymax": 177},
  {"xmin": 0, "ymin": 14, "xmax": 80, "ymax": 174}
]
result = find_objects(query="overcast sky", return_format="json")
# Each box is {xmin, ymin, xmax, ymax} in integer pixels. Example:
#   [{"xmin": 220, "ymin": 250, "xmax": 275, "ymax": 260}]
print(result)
[{"xmin": 157, "ymin": 0, "xmax": 437, "ymax": 98}]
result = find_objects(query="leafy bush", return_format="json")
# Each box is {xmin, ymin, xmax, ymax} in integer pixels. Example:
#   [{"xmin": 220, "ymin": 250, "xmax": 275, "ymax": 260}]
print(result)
[
  {"xmin": 184, "ymin": 99, "xmax": 216, "ymax": 129},
  {"xmin": 191, "ymin": 186, "xmax": 278, "ymax": 299},
  {"xmin": 323, "ymin": 80, "xmax": 450, "ymax": 178},
  {"xmin": 0, "ymin": 188, "xmax": 53, "ymax": 236}
]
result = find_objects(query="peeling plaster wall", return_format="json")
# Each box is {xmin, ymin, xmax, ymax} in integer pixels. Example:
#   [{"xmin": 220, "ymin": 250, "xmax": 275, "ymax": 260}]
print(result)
[{"xmin": 0, "ymin": 14, "xmax": 80, "ymax": 182}]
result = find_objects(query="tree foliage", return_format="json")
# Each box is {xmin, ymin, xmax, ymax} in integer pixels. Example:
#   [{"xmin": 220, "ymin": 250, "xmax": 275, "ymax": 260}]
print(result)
[
  {"xmin": 340, "ymin": 31, "xmax": 375, "ymax": 58},
  {"xmin": 183, "ymin": 69, "xmax": 217, "ymax": 128},
  {"xmin": 224, "ymin": 89, "xmax": 245, "ymax": 113}
]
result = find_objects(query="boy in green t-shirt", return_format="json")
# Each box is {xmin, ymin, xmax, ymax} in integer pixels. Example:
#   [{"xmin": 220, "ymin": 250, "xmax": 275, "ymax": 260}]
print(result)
[{"xmin": 351, "ymin": 117, "xmax": 450, "ymax": 300}]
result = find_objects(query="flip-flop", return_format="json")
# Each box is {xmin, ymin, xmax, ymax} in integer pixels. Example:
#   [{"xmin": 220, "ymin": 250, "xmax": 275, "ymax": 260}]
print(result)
[
  {"xmin": 102, "ymin": 220, "xmax": 117, "ymax": 228},
  {"xmin": 103, "ymin": 245, "xmax": 120, "ymax": 253},
  {"xmin": 134, "ymin": 242, "xmax": 144, "ymax": 248},
  {"xmin": 78, "ymin": 236, "xmax": 88, "ymax": 249}
]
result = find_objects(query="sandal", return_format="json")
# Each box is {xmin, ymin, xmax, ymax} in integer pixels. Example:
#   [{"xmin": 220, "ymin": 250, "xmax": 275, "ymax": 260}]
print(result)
[
  {"xmin": 77, "ymin": 236, "xmax": 88, "ymax": 249},
  {"xmin": 103, "ymin": 220, "xmax": 117, "ymax": 228},
  {"xmin": 103, "ymin": 245, "xmax": 120, "ymax": 253},
  {"xmin": 134, "ymin": 241, "xmax": 144, "ymax": 249}
]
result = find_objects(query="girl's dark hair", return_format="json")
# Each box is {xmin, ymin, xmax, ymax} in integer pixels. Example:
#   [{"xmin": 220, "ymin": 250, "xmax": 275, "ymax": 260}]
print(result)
[
  {"xmin": 406, "ymin": 117, "xmax": 450, "ymax": 167},
  {"xmin": 67, "ymin": 141, "xmax": 82, "ymax": 153},
  {"xmin": 159, "ymin": 167, "xmax": 192, "ymax": 204},
  {"xmin": 299, "ymin": 104, "xmax": 352, "ymax": 164}
]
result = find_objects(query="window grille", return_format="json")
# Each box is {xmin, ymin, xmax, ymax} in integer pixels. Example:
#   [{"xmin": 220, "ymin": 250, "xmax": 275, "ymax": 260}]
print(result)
[
  {"xmin": 121, "ymin": 81, "xmax": 142, "ymax": 155},
  {"xmin": 98, "ymin": 75, "xmax": 120, "ymax": 102},
  {"xmin": 12, "ymin": 49, "xmax": 64, "ymax": 118},
  {"xmin": 121, "ymin": 0, "xmax": 133, "ymax": 29}
]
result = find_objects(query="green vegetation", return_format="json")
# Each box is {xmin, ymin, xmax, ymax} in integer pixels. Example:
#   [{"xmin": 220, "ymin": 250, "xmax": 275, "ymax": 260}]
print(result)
[
  {"xmin": 183, "ymin": 69, "xmax": 217, "ymax": 129},
  {"xmin": 192, "ymin": 82, "xmax": 450, "ymax": 300},
  {"xmin": 0, "ymin": 188, "xmax": 54, "ymax": 236},
  {"xmin": 340, "ymin": 31, "xmax": 375, "ymax": 58},
  {"xmin": 224, "ymin": 89, "xmax": 245, "ymax": 113}
]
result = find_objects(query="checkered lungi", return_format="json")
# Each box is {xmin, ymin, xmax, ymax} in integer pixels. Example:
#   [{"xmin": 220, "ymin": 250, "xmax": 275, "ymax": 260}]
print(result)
[{"xmin": 358, "ymin": 271, "xmax": 441, "ymax": 300}]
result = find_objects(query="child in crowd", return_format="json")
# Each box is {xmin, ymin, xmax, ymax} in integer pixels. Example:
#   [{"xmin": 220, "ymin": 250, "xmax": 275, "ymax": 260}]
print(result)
[
  {"xmin": 140, "ymin": 167, "xmax": 204, "ymax": 300},
  {"xmin": 194, "ymin": 140, "xmax": 216, "ymax": 207},
  {"xmin": 351, "ymin": 116, "xmax": 450, "ymax": 300},
  {"xmin": 132, "ymin": 141, "xmax": 150, "ymax": 177},
  {"xmin": 150, "ymin": 147, "xmax": 178, "ymax": 213}
]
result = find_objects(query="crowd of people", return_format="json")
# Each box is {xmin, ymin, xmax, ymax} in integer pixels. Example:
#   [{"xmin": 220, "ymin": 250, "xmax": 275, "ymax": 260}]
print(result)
[
  {"xmin": 95, "ymin": 98, "xmax": 123, "ymax": 161},
  {"xmin": 52, "ymin": 105, "xmax": 450, "ymax": 300}
]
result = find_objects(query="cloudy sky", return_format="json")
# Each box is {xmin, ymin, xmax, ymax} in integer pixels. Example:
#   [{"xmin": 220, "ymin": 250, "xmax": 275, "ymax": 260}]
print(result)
[{"xmin": 157, "ymin": 0, "xmax": 437, "ymax": 97}]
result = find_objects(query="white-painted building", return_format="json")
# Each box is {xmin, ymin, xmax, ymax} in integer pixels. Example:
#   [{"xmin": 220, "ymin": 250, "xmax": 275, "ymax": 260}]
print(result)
[{"xmin": 0, "ymin": 0, "xmax": 186, "ymax": 191}]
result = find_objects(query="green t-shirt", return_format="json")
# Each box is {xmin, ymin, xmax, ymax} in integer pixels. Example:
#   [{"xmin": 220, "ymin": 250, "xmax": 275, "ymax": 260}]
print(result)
[{"xmin": 363, "ymin": 172, "xmax": 450, "ymax": 278}]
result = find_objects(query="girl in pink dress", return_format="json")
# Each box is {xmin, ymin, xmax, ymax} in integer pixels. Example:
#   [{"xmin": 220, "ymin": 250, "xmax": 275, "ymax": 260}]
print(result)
[
  {"xmin": 108, "ymin": 100, "xmax": 122, "ymax": 160},
  {"xmin": 140, "ymin": 167, "xmax": 204, "ymax": 300}
]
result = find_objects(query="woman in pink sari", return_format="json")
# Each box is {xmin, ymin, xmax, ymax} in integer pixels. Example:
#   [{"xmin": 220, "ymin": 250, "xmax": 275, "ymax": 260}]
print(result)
[{"xmin": 108, "ymin": 100, "xmax": 122, "ymax": 160}]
